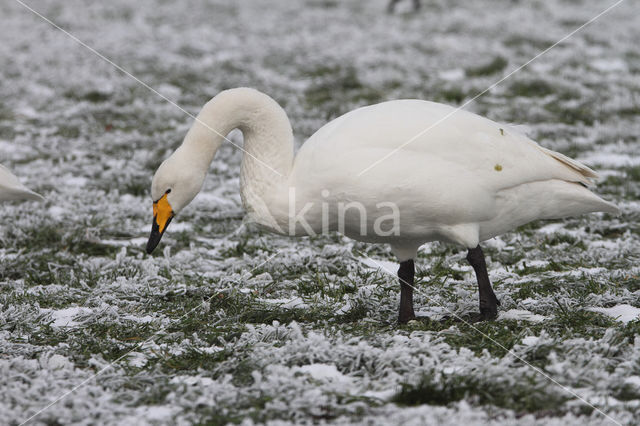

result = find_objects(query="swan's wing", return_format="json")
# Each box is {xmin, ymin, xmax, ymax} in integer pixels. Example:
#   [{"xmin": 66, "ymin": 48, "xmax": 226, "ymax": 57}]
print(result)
[
  {"xmin": 0, "ymin": 164, "xmax": 44, "ymax": 202},
  {"xmin": 301, "ymin": 100, "xmax": 597, "ymax": 190},
  {"xmin": 293, "ymin": 137, "xmax": 498, "ymax": 228}
]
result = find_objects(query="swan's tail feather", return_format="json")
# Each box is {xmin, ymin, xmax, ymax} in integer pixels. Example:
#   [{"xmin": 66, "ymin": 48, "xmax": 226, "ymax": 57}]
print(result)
[
  {"xmin": 599, "ymin": 199, "xmax": 621, "ymax": 216},
  {"xmin": 0, "ymin": 164, "xmax": 44, "ymax": 202},
  {"xmin": 538, "ymin": 146, "xmax": 599, "ymax": 184},
  {"xmin": 0, "ymin": 185, "xmax": 44, "ymax": 202},
  {"xmin": 22, "ymin": 189, "xmax": 45, "ymax": 202},
  {"xmin": 505, "ymin": 125, "xmax": 599, "ymax": 184}
]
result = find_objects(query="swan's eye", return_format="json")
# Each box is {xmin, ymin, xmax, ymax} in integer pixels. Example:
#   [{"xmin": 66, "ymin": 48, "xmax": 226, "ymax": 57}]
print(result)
[{"xmin": 165, "ymin": 189, "xmax": 172, "ymax": 194}]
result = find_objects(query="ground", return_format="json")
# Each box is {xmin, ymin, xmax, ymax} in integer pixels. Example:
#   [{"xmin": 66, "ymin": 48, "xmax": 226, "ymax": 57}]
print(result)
[{"xmin": 1, "ymin": 0, "xmax": 639, "ymax": 425}]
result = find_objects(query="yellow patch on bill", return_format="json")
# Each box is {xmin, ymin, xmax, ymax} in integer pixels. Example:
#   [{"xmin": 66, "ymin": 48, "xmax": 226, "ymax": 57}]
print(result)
[
  {"xmin": 494, "ymin": 164, "xmax": 503, "ymax": 171},
  {"xmin": 153, "ymin": 193, "xmax": 174, "ymax": 233}
]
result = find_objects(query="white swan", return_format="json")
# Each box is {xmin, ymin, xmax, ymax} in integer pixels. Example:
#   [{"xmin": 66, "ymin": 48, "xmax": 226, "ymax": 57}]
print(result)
[
  {"xmin": 0, "ymin": 164, "xmax": 44, "ymax": 202},
  {"xmin": 147, "ymin": 88, "xmax": 617, "ymax": 322}
]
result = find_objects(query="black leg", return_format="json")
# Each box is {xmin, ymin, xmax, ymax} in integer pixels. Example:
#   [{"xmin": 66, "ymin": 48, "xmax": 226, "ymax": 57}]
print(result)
[
  {"xmin": 413, "ymin": 0, "xmax": 421, "ymax": 10},
  {"xmin": 387, "ymin": 0, "xmax": 399, "ymax": 13},
  {"xmin": 466, "ymin": 246, "xmax": 500, "ymax": 320},
  {"xmin": 398, "ymin": 259, "xmax": 416, "ymax": 323}
]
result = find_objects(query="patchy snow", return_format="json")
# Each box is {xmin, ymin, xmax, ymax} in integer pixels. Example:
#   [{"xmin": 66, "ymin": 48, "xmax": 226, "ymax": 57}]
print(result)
[
  {"xmin": 362, "ymin": 388, "xmax": 397, "ymax": 401},
  {"xmin": 588, "ymin": 305, "xmax": 640, "ymax": 324},
  {"xmin": 259, "ymin": 297, "xmax": 308, "ymax": 309},
  {"xmin": 415, "ymin": 306, "xmax": 449, "ymax": 320},
  {"xmin": 521, "ymin": 336, "xmax": 540, "ymax": 346},
  {"xmin": 567, "ymin": 267, "xmax": 607, "ymax": 277},
  {"xmin": 439, "ymin": 68, "xmax": 465, "ymax": 81},
  {"xmin": 516, "ymin": 259, "xmax": 549, "ymax": 268},
  {"xmin": 336, "ymin": 300, "xmax": 353, "ymax": 315},
  {"xmin": 200, "ymin": 345, "xmax": 224, "ymax": 354},
  {"xmin": 500, "ymin": 309, "xmax": 548, "ymax": 323},
  {"xmin": 296, "ymin": 363, "xmax": 353, "ymax": 385},
  {"xmin": 48, "ymin": 206, "xmax": 68, "ymax": 220},
  {"xmin": 590, "ymin": 58, "xmax": 627, "ymax": 73},
  {"xmin": 102, "ymin": 237, "xmax": 148, "ymax": 246},
  {"xmin": 359, "ymin": 256, "xmax": 398, "ymax": 275},
  {"xmin": 41, "ymin": 307, "xmax": 93, "ymax": 328},
  {"xmin": 39, "ymin": 354, "xmax": 72, "ymax": 370},
  {"xmin": 124, "ymin": 405, "xmax": 178, "ymax": 423},
  {"xmin": 588, "ymin": 240, "xmax": 622, "ymax": 250},
  {"xmin": 625, "ymin": 376, "xmax": 640, "ymax": 387},
  {"xmin": 580, "ymin": 152, "xmax": 640, "ymax": 168},
  {"xmin": 121, "ymin": 314, "xmax": 156, "ymax": 323},
  {"xmin": 126, "ymin": 352, "xmax": 148, "ymax": 368}
]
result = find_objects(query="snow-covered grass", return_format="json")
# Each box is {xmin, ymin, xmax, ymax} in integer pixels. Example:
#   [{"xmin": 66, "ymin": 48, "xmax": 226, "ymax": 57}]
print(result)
[{"xmin": 1, "ymin": 0, "xmax": 639, "ymax": 424}]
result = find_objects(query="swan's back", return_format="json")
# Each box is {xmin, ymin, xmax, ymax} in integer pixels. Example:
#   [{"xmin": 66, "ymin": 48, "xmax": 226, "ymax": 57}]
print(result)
[{"xmin": 300, "ymin": 100, "xmax": 597, "ymax": 189}]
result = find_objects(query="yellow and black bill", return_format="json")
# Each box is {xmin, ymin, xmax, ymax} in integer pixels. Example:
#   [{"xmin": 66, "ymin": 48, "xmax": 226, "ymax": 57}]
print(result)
[{"xmin": 146, "ymin": 193, "xmax": 174, "ymax": 254}]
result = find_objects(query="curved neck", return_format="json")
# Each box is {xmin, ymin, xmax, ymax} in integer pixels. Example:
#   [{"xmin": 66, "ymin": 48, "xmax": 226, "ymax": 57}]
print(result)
[{"xmin": 181, "ymin": 88, "xmax": 294, "ymax": 225}]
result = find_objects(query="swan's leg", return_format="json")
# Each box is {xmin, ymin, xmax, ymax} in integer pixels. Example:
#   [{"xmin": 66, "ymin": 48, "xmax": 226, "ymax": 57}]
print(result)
[
  {"xmin": 466, "ymin": 246, "xmax": 500, "ymax": 320},
  {"xmin": 413, "ymin": 0, "xmax": 421, "ymax": 10},
  {"xmin": 398, "ymin": 259, "xmax": 416, "ymax": 323},
  {"xmin": 387, "ymin": 0, "xmax": 399, "ymax": 13}
]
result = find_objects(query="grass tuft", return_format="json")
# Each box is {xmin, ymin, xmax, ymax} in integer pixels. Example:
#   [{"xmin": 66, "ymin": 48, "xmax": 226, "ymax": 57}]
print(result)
[
  {"xmin": 393, "ymin": 371, "xmax": 570, "ymax": 414},
  {"xmin": 465, "ymin": 56, "xmax": 508, "ymax": 76},
  {"xmin": 509, "ymin": 79, "xmax": 555, "ymax": 97}
]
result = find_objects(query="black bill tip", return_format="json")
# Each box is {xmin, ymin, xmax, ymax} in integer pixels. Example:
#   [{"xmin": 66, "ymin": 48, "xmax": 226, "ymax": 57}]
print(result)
[{"xmin": 146, "ymin": 216, "xmax": 172, "ymax": 254}]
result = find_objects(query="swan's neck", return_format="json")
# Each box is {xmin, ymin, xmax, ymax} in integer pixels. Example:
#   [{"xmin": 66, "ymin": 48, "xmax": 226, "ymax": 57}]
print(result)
[{"xmin": 182, "ymin": 88, "xmax": 293, "ymax": 228}]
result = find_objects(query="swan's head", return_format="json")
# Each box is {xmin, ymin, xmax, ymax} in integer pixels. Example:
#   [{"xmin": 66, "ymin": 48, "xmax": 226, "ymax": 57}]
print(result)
[{"xmin": 146, "ymin": 149, "xmax": 205, "ymax": 254}]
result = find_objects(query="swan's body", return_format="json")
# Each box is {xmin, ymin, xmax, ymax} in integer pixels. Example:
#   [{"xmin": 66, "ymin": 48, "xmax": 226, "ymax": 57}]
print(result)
[
  {"xmin": 147, "ymin": 88, "xmax": 617, "ymax": 321},
  {"xmin": 0, "ymin": 164, "xmax": 43, "ymax": 202},
  {"xmin": 287, "ymin": 99, "xmax": 616, "ymax": 257}
]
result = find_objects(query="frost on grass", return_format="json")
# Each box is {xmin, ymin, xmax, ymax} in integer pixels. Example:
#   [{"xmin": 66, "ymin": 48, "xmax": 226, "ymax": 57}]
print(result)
[{"xmin": 1, "ymin": 0, "xmax": 640, "ymax": 424}]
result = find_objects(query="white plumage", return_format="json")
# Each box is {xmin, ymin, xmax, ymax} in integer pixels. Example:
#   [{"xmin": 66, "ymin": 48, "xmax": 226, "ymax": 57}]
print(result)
[{"xmin": 290, "ymin": 99, "xmax": 617, "ymax": 259}]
